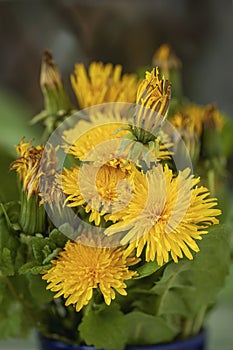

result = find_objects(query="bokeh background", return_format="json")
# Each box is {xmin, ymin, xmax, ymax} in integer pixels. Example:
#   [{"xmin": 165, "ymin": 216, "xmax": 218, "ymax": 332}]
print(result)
[{"xmin": 0, "ymin": 0, "xmax": 232, "ymax": 349}]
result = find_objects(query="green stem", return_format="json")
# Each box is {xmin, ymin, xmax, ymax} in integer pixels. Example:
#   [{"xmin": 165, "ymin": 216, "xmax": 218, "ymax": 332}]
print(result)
[
  {"xmin": 192, "ymin": 306, "xmax": 206, "ymax": 335},
  {"xmin": 19, "ymin": 190, "xmax": 46, "ymax": 234},
  {"xmin": 207, "ymin": 169, "xmax": 215, "ymax": 195},
  {"xmin": 181, "ymin": 319, "xmax": 193, "ymax": 339}
]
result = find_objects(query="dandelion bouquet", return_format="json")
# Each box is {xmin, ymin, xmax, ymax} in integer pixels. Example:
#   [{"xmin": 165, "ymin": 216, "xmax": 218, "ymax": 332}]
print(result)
[{"xmin": 0, "ymin": 47, "xmax": 231, "ymax": 350}]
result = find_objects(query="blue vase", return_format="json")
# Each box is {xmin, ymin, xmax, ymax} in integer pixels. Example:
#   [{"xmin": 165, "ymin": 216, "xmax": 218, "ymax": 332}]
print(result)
[{"xmin": 38, "ymin": 331, "xmax": 206, "ymax": 350}]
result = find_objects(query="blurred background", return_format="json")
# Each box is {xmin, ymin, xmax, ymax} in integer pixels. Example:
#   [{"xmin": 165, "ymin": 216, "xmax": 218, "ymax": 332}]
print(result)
[{"xmin": 0, "ymin": 0, "xmax": 232, "ymax": 349}]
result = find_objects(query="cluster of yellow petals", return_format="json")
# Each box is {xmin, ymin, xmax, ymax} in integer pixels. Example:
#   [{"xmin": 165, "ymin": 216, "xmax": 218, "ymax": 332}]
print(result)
[
  {"xmin": 105, "ymin": 164, "xmax": 221, "ymax": 266},
  {"xmin": 10, "ymin": 138, "xmax": 44, "ymax": 196},
  {"xmin": 11, "ymin": 139, "xmax": 58, "ymax": 199},
  {"xmin": 136, "ymin": 67, "xmax": 171, "ymax": 121},
  {"xmin": 42, "ymin": 239, "xmax": 138, "ymax": 312},
  {"xmin": 171, "ymin": 104, "xmax": 224, "ymax": 137},
  {"xmin": 71, "ymin": 62, "xmax": 138, "ymax": 109},
  {"xmin": 37, "ymin": 63, "xmax": 222, "ymax": 313}
]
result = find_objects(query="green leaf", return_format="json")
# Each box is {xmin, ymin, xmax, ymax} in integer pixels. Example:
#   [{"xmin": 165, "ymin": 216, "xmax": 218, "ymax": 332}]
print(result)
[
  {"xmin": 125, "ymin": 311, "xmax": 177, "ymax": 345},
  {"xmin": 42, "ymin": 248, "xmax": 61, "ymax": 264},
  {"xmin": 184, "ymin": 225, "xmax": 230, "ymax": 312},
  {"xmin": 19, "ymin": 261, "xmax": 51, "ymax": 274},
  {"xmin": 28, "ymin": 275, "xmax": 54, "ymax": 303},
  {"xmin": 31, "ymin": 237, "xmax": 48, "ymax": 263},
  {"xmin": 30, "ymin": 264, "xmax": 52, "ymax": 274},
  {"xmin": 79, "ymin": 303, "xmax": 127, "ymax": 350},
  {"xmin": 133, "ymin": 260, "xmax": 160, "ymax": 279},
  {"xmin": 151, "ymin": 260, "xmax": 192, "ymax": 317},
  {"xmin": 151, "ymin": 225, "xmax": 230, "ymax": 319},
  {"xmin": 0, "ymin": 247, "xmax": 15, "ymax": 276},
  {"xmin": 19, "ymin": 261, "xmax": 39, "ymax": 274},
  {"xmin": 49, "ymin": 229, "xmax": 68, "ymax": 248}
]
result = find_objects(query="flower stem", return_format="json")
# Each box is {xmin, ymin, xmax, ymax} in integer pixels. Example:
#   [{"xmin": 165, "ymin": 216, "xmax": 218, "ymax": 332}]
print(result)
[{"xmin": 19, "ymin": 189, "xmax": 46, "ymax": 234}]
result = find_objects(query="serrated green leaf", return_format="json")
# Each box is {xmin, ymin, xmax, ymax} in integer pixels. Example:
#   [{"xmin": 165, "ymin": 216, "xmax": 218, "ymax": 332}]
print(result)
[
  {"xmin": 0, "ymin": 247, "xmax": 15, "ymax": 276},
  {"xmin": 125, "ymin": 311, "xmax": 177, "ymax": 345},
  {"xmin": 49, "ymin": 229, "xmax": 68, "ymax": 248},
  {"xmin": 19, "ymin": 261, "xmax": 51, "ymax": 275},
  {"xmin": 30, "ymin": 264, "xmax": 52, "ymax": 274},
  {"xmin": 31, "ymin": 237, "xmax": 48, "ymax": 263},
  {"xmin": 43, "ymin": 248, "xmax": 61, "ymax": 264},
  {"xmin": 79, "ymin": 303, "xmax": 127, "ymax": 350},
  {"xmin": 19, "ymin": 261, "xmax": 39, "ymax": 274}
]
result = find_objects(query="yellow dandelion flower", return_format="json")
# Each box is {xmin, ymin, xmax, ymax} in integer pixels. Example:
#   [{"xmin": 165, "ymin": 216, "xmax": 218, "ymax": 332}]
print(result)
[
  {"xmin": 11, "ymin": 138, "xmax": 58, "ymax": 199},
  {"xmin": 71, "ymin": 62, "xmax": 138, "ymax": 109},
  {"xmin": 171, "ymin": 104, "xmax": 223, "ymax": 138},
  {"xmin": 42, "ymin": 239, "xmax": 138, "ymax": 312},
  {"xmin": 136, "ymin": 67, "xmax": 171, "ymax": 122},
  {"xmin": 105, "ymin": 164, "xmax": 221, "ymax": 266},
  {"xmin": 127, "ymin": 67, "xmax": 171, "ymax": 147},
  {"xmin": 10, "ymin": 138, "xmax": 44, "ymax": 196},
  {"xmin": 64, "ymin": 121, "xmax": 127, "ymax": 162},
  {"xmin": 63, "ymin": 110, "xmax": 171, "ymax": 167},
  {"xmin": 61, "ymin": 162, "xmax": 135, "ymax": 226}
]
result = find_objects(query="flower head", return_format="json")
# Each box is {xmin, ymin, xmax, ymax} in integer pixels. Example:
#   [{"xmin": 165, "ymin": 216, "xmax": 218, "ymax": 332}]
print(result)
[
  {"xmin": 42, "ymin": 238, "xmax": 138, "ymax": 312},
  {"xmin": 71, "ymin": 62, "xmax": 138, "ymax": 109},
  {"xmin": 128, "ymin": 67, "xmax": 171, "ymax": 146},
  {"xmin": 152, "ymin": 44, "xmax": 181, "ymax": 77},
  {"xmin": 61, "ymin": 162, "xmax": 134, "ymax": 226},
  {"xmin": 11, "ymin": 138, "xmax": 58, "ymax": 199},
  {"xmin": 40, "ymin": 50, "xmax": 72, "ymax": 115},
  {"xmin": 10, "ymin": 138, "xmax": 44, "ymax": 197},
  {"xmin": 171, "ymin": 104, "xmax": 223, "ymax": 138},
  {"xmin": 105, "ymin": 164, "xmax": 221, "ymax": 266}
]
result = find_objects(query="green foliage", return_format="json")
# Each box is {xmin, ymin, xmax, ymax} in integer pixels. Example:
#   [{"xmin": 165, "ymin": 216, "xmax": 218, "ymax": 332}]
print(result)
[
  {"xmin": 79, "ymin": 303, "xmax": 127, "ymax": 350},
  {"xmin": 19, "ymin": 229, "xmax": 68, "ymax": 274},
  {"xmin": 0, "ymin": 203, "xmax": 67, "ymax": 340},
  {"xmin": 221, "ymin": 118, "xmax": 233, "ymax": 157},
  {"xmin": 133, "ymin": 260, "xmax": 160, "ymax": 279},
  {"xmin": 28, "ymin": 275, "xmax": 54, "ymax": 304},
  {"xmin": 148, "ymin": 225, "xmax": 230, "ymax": 335},
  {"xmin": 125, "ymin": 311, "xmax": 177, "ymax": 345},
  {"xmin": 0, "ymin": 56, "xmax": 232, "ymax": 349}
]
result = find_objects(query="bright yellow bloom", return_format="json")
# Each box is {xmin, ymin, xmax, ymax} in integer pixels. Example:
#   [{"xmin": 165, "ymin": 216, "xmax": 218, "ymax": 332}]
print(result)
[
  {"xmin": 126, "ymin": 67, "xmax": 171, "ymax": 147},
  {"xmin": 171, "ymin": 104, "xmax": 223, "ymax": 137},
  {"xmin": 136, "ymin": 67, "xmax": 171, "ymax": 122},
  {"xmin": 105, "ymin": 164, "xmax": 221, "ymax": 266},
  {"xmin": 42, "ymin": 239, "xmax": 138, "ymax": 312},
  {"xmin": 63, "ymin": 120, "xmax": 127, "ymax": 163},
  {"xmin": 71, "ymin": 62, "xmax": 138, "ymax": 109},
  {"xmin": 63, "ymin": 111, "xmax": 171, "ymax": 166},
  {"xmin": 61, "ymin": 162, "xmax": 135, "ymax": 226}
]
